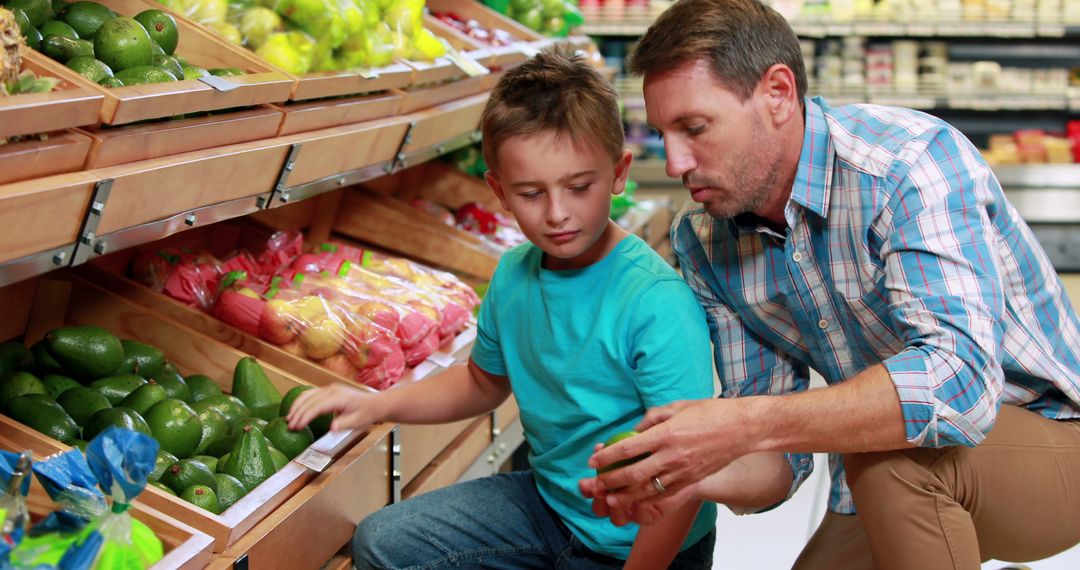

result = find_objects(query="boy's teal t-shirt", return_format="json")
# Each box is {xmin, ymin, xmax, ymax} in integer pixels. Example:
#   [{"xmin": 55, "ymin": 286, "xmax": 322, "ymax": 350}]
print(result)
[{"xmin": 470, "ymin": 234, "xmax": 717, "ymax": 560}]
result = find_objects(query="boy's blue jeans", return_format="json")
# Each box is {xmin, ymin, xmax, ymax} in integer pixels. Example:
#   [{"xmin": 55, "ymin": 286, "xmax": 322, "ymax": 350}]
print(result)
[{"xmin": 353, "ymin": 470, "xmax": 715, "ymax": 569}]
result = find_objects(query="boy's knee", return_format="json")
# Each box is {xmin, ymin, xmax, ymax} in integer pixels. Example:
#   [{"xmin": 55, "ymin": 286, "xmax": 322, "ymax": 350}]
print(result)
[{"xmin": 352, "ymin": 508, "xmax": 397, "ymax": 570}]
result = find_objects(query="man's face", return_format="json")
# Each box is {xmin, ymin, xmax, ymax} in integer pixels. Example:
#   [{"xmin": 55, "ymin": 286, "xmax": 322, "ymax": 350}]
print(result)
[
  {"xmin": 486, "ymin": 130, "xmax": 632, "ymax": 270},
  {"xmin": 644, "ymin": 59, "xmax": 784, "ymax": 220}
]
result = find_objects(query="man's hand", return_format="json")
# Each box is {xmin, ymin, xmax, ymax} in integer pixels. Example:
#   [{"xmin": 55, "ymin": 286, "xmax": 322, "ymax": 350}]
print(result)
[
  {"xmin": 587, "ymin": 398, "xmax": 749, "ymax": 511},
  {"xmin": 286, "ymin": 383, "xmax": 384, "ymax": 433}
]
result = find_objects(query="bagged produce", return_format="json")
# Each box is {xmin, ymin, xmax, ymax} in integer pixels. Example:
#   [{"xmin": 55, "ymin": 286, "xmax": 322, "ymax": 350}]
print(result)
[{"xmin": 0, "ymin": 450, "xmax": 33, "ymax": 569}]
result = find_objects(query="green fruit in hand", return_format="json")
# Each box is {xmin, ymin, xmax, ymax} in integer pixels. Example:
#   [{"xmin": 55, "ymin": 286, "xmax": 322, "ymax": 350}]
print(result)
[
  {"xmin": 0, "ymin": 371, "xmax": 47, "ymax": 410},
  {"xmin": 7, "ymin": 395, "xmax": 78, "ymax": 444},
  {"xmin": 597, "ymin": 430, "xmax": 650, "ymax": 474},
  {"xmin": 230, "ymin": 417, "xmax": 267, "ymax": 436},
  {"xmin": 280, "ymin": 385, "xmax": 330, "ymax": 438},
  {"xmin": 83, "ymin": 406, "xmax": 151, "ymax": 440},
  {"xmin": 181, "ymin": 484, "xmax": 220, "ymax": 514},
  {"xmin": 45, "ymin": 326, "xmax": 123, "ymax": 380},
  {"xmin": 185, "ymin": 374, "xmax": 221, "ymax": 403},
  {"xmin": 191, "ymin": 394, "xmax": 249, "ymax": 426},
  {"xmin": 232, "ymin": 357, "xmax": 281, "ymax": 421},
  {"xmin": 117, "ymin": 339, "xmax": 165, "ymax": 378},
  {"xmin": 160, "ymin": 458, "xmax": 217, "ymax": 494},
  {"xmin": 56, "ymin": 386, "xmax": 111, "ymax": 427},
  {"xmin": 0, "ymin": 342, "xmax": 34, "ymax": 375},
  {"xmin": 150, "ymin": 449, "xmax": 179, "ymax": 481},
  {"xmin": 90, "ymin": 373, "xmax": 147, "ymax": 406},
  {"xmin": 66, "ymin": 56, "xmax": 112, "ymax": 83},
  {"xmin": 59, "ymin": 1, "xmax": 116, "ymax": 39},
  {"xmin": 41, "ymin": 374, "xmax": 80, "ymax": 399},
  {"xmin": 223, "ymin": 425, "xmax": 276, "ymax": 492},
  {"xmin": 94, "ymin": 17, "xmax": 153, "ymax": 72},
  {"xmin": 213, "ymin": 473, "xmax": 245, "ymax": 511},
  {"xmin": 193, "ymin": 408, "xmax": 228, "ymax": 455},
  {"xmin": 267, "ymin": 445, "xmax": 287, "ymax": 470},
  {"xmin": 7, "ymin": 0, "xmax": 53, "ymax": 28},
  {"xmin": 264, "ymin": 417, "xmax": 313, "ymax": 460},
  {"xmin": 133, "ymin": 10, "xmax": 178, "ymax": 56},
  {"xmin": 145, "ymin": 398, "xmax": 202, "ymax": 458},
  {"xmin": 121, "ymin": 381, "xmax": 168, "ymax": 416},
  {"xmin": 38, "ymin": 19, "xmax": 79, "ymax": 39}
]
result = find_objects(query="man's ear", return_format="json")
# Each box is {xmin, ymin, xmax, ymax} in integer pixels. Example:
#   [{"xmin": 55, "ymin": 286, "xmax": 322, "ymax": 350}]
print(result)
[
  {"xmin": 485, "ymin": 170, "xmax": 510, "ymax": 211},
  {"xmin": 756, "ymin": 63, "xmax": 800, "ymax": 127},
  {"xmin": 612, "ymin": 150, "xmax": 634, "ymax": 196}
]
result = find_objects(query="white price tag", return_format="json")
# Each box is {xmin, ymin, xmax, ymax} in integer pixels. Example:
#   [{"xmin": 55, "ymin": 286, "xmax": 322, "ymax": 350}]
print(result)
[
  {"xmin": 294, "ymin": 448, "xmax": 333, "ymax": 472},
  {"xmin": 198, "ymin": 75, "xmax": 238, "ymax": 92},
  {"xmin": 446, "ymin": 50, "xmax": 490, "ymax": 78},
  {"xmin": 427, "ymin": 352, "xmax": 457, "ymax": 368},
  {"xmin": 355, "ymin": 67, "xmax": 380, "ymax": 79}
]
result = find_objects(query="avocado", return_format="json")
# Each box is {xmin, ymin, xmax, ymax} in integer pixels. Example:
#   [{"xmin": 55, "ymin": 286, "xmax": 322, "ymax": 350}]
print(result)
[
  {"xmin": 179, "ymin": 61, "xmax": 208, "ymax": 81},
  {"xmin": 98, "ymin": 76, "xmax": 123, "ymax": 88},
  {"xmin": 19, "ymin": 393, "xmax": 63, "ymax": 410},
  {"xmin": 65, "ymin": 56, "xmax": 112, "ymax": 83},
  {"xmin": 38, "ymin": 19, "xmax": 78, "ymax": 39},
  {"xmin": 160, "ymin": 458, "xmax": 216, "ymax": 494},
  {"xmin": 192, "ymin": 454, "xmax": 218, "ymax": 473},
  {"xmin": 24, "ymin": 25, "xmax": 42, "ymax": 51},
  {"xmin": 7, "ymin": 0, "xmax": 53, "ymax": 28},
  {"xmin": 193, "ymin": 408, "xmax": 228, "ymax": 456},
  {"xmin": 41, "ymin": 35, "xmax": 93, "ymax": 62},
  {"xmin": 120, "ymin": 381, "xmax": 167, "ymax": 416},
  {"xmin": 41, "ymin": 374, "xmax": 80, "ymax": 399},
  {"xmin": 185, "ymin": 374, "xmax": 221, "ymax": 404},
  {"xmin": 267, "ymin": 444, "xmax": 287, "ymax": 471},
  {"xmin": 50, "ymin": 0, "xmax": 65, "ymax": 15},
  {"xmin": 230, "ymin": 417, "xmax": 267, "ymax": 436},
  {"xmin": 113, "ymin": 65, "xmax": 176, "ymax": 85},
  {"xmin": 132, "ymin": 10, "xmax": 177, "ymax": 56},
  {"xmin": 149, "ymin": 363, "xmax": 190, "ymax": 402},
  {"xmin": 280, "ymin": 385, "xmax": 330, "ymax": 438},
  {"xmin": 223, "ymin": 425, "xmax": 276, "ymax": 492},
  {"xmin": 89, "ymin": 373, "xmax": 147, "ymax": 406},
  {"xmin": 44, "ymin": 326, "xmax": 123, "ymax": 380},
  {"xmin": 213, "ymin": 473, "xmax": 246, "ymax": 511},
  {"xmin": 152, "ymin": 54, "xmax": 183, "ymax": 81},
  {"xmin": 0, "ymin": 371, "xmax": 47, "ymax": 410},
  {"xmin": 149, "ymin": 480, "xmax": 176, "ymax": 496},
  {"xmin": 264, "ymin": 417, "xmax": 313, "ymax": 460},
  {"xmin": 203, "ymin": 433, "xmax": 238, "ymax": 457},
  {"xmin": 30, "ymin": 340, "xmax": 62, "ymax": 376},
  {"xmin": 56, "ymin": 386, "xmax": 111, "ymax": 427},
  {"xmin": 11, "ymin": 8, "xmax": 34, "ymax": 43},
  {"xmin": 232, "ymin": 357, "xmax": 281, "ymax": 421},
  {"xmin": 94, "ymin": 16, "xmax": 153, "ymax": 72},
  {"xmin": 180, "ymin": 484, "xmax": 220, "ymax": 514},
  {"xmin": 191, "ymin": 394, "xmax": 249, "ymax": 426},
  {"xmin": 216, "ymin": 452, "xmax": 230, "ymax": 472},
  {"xmin": 6, "ymin": 395, "xmax": 78, "ymax": 444},
  {"xmin": 83, "ymin": 406, "xmax": 151, "ymax": 440},
  {"xmin": 145, "ymin": 398, "xmax": 202, "ymax": 458},
  {"xmin": 59, "ymin": 1, "xmax": 115, "ymax": 39},
  {"xmin": 150, "ymin": 448, "xmax": 179, "ymax": 481},
  {"xmin": 208, "ymin": 67, "xmax": 244, "ymax": 77},
  {"xmin": 117, "ymin": 339, "xmax": 165, "ymax": 378},
  {"xmin": 72, "ymin": 438, "xmax": 88, "ymax": 452},
  {"xmin": 0, "ymin": 342, "xmax": 34, "ymax": 375}
]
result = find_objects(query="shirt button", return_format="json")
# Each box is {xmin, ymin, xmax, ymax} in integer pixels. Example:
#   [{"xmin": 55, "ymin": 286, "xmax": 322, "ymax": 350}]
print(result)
[
  {"xmin": 792, "ymin": 251, "xmax": 803, "ymax": 263},
  {"xmin": 818, "ymin": 319, "xmax": 829, "ymax": 330}
]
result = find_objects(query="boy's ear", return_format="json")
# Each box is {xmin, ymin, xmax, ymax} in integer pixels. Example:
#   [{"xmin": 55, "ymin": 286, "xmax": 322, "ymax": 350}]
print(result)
[
  {"xmin": 485, "ymin": 170, "xmax": 510, "ymax": 211},
  {"xmin": 611, "ymin": 150, "xmax": 634, "ymax": 196}
]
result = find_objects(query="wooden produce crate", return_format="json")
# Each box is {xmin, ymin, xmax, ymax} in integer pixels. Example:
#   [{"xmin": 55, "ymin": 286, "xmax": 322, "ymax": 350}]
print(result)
[
  {"xmin": 376, "ymin": 159, "xmax": 501, "ymax": 213},
  {"xmin": 334, "ymin": 189, "xmax": 499, "ymax": 281},
  {"xmin": 424, "ymin": 0, "xmax": 544, "ymax": 69},
  {"xmin": 0, "ymin": 171, "xmax": 98, "ymax": 266},
  {"xmin": 0, "ymin": 53, "xmax": 103, "ymax": 140},
  {"xmin": 0, "ymin": 130, "xmax": 92, "ymax": 185},
  {"xmin": 396, "ymin": 73, "xmax": 490, "ymax": 115},
  {"xmin": 4, "ymin": 457, "xmax": 217, "ymax": 570},
  {"xmin": 402, "ymin": 415, "xmax": 492, "ymax": 499},
  {"xmin": 281, "ymin": 114, "xmax": 411, "ymax": 187},
  {"xmin": 30, "ymin": 0, "xmax": 294, "ymax": 125},
  {"xmin": 78, "ymin": 106, "xmax": 284, "ymax": 168},
  {"xmin": 207, "ymin": 423, "xmax": 394, "ymax": 569},
  {"xmin": 273, "ymin": 91, "xmax": 404, "ymax": 137},
  {"xmin": 0, "ymin": 276, "xmax": 368, "ymax": 552}
]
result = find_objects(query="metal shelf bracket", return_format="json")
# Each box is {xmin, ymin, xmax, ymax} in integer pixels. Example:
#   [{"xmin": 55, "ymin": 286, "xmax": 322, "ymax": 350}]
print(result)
[{"xmin": 70, "ymin": 178, "xmax": 113, "ymax": 267}]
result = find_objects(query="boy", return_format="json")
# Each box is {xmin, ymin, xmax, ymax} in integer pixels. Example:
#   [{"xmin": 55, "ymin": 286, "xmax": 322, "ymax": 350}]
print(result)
[{"xmin": 287, "ymin": 46, "xmax": 717, "ymax": 569}]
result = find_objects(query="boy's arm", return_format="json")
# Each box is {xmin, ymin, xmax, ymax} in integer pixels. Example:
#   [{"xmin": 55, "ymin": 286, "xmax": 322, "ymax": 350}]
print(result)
[
  {"xmin": 287, "ymin": 358, "xmax": 511, "ymax": 432},
  {"xmin": 624, "ymin": 499, "xmax": 703, "ymax": 570}
]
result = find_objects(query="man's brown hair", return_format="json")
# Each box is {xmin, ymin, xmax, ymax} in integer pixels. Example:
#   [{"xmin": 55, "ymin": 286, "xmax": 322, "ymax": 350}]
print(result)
[
  {"xmin": 481, "ymin": 46, "xmax": 623, "ymax": 172},
  {"xmin": 628, "ymin": 0, "xmax": 807, "ymax": 102}
]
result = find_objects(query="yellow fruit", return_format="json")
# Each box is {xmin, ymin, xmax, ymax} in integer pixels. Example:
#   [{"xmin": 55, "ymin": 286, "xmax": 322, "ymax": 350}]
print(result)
[{"xmin": 300, "ymin": 317, "xmax": 344, "ymax": 360}]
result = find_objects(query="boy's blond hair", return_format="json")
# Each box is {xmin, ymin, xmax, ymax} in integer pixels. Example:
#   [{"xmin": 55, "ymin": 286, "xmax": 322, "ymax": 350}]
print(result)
[{"xmin": 480, "ymin": 46, "xmax": 624, "ymax": 172}]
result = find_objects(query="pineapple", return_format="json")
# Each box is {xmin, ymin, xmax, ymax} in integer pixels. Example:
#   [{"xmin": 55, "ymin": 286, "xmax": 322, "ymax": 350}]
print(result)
[{"xmin": 0, "ymin": 7, "xmax": 25, "ymax": 92}]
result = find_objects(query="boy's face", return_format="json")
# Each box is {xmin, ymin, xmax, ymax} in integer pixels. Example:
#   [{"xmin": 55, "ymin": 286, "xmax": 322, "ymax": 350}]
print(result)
[{"xmin": 485, "ymin": 130, "xmax": 633, "ymax": 271}]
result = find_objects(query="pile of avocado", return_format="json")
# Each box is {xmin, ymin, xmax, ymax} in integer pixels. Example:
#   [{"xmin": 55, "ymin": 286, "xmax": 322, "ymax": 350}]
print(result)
[
  {"xmin": 1, "ymin": 0, "xmax": 245, "ymax": 87},
  {"xmin": 0, "ymin": 326, "xmax": 331, "ymax": 515}
]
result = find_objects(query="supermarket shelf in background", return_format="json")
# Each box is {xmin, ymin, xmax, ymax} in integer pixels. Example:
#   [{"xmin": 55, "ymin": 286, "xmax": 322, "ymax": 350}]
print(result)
[
  {"xmin": 621, "ymin": 91, "xmax": 1080, "ymax": 112},
  {"xmin": 583, "ymin": 18, "xmax": 1080, "ymax": 38}
]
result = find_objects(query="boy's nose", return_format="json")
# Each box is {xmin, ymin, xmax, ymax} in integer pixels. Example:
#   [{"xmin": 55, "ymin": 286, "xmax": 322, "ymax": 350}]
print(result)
[{"xmin": 546, "ymin": 196, "xmax": 570, "ymax": 226}]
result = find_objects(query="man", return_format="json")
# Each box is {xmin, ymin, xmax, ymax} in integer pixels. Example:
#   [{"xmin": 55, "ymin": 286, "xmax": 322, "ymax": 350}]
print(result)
[{"xmin": 580, "ymin": 0, "xmax": 1080, "ymax": 567}]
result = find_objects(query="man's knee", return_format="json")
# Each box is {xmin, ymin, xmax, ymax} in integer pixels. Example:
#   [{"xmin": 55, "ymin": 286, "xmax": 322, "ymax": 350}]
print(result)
[{"xmin": 844, "ymin": 447, "xmax": 948, "ymax": 501}]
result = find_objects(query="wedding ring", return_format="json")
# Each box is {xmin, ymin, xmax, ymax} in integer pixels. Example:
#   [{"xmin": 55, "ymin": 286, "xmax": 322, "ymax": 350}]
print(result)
[{"xmin": 651, "ymin": 475, "xmax": 667, "ymax": 494}]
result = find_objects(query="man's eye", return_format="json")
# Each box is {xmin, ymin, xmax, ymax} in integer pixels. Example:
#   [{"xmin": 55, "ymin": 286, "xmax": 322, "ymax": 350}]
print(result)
[{"xmin": 687, "ymin": 125, "xmax": 705, "ymax": 135}]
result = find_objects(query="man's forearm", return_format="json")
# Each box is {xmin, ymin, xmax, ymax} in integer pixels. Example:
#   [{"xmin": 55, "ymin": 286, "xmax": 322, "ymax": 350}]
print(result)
[{"xmin": 747, "ymin": 364, "xmax": 911, "ymax": 454}]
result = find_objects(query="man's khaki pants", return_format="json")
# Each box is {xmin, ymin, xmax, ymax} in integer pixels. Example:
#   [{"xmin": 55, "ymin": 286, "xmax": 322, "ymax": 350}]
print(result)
[{"xmin": 793, "ymin": 405, "xmax": 1080, "ymax": 569}]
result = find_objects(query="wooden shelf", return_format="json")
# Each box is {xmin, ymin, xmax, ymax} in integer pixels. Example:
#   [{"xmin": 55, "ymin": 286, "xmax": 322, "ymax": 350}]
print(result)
[
  {"xmin": 0, "ymin": 54, "xmax": 103, "ymax": 140},
  {"xmin": 0, "ymin": 130, "xmax": 91, "ymax": 185}
]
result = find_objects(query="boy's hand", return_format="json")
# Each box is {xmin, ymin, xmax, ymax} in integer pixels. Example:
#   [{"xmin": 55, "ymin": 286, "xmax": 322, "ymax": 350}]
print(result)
[
  {"xmin": 286, "ymin": 383, "xmax": 384, "ymax": 433},
  {"xmin": 580, "ymin": 469, "xmax": 699, "ymax": 527}
]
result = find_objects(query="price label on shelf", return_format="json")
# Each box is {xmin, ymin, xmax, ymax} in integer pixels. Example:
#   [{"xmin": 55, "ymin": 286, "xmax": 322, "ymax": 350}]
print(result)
[
  {"xmin": 294, "ymin": 448, "xmax": 333, "ymax": 472},
  {"xmin": 355, "ymin": 68, "xmax": 380, "ymax": 80},
  {"xmin": 906, "ymin": 23, "xmax": 935, "ymax": 36},
  {"xmin": 1037, "ymin": 23, "xmax": 1066, "ymax": 37},
  {"xmin": 446, "ymin": 49, "xmax": 490, "ymax": 78},
  {"xmin": 427, "ymin": 352, "xmax": 457, "ymax": 368},
  {"xmin": 199, "ymin": 75, "xmax": 238, "ymax": 92}
]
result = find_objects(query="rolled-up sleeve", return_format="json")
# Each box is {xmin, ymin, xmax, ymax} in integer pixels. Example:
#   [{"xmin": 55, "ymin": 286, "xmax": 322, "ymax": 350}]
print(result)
[{"xmin": 879, "ymin": 128, "xmax": 1006, "ymax": 448}]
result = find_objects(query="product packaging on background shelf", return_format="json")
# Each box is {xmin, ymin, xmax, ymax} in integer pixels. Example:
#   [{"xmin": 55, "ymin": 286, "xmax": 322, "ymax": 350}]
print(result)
[
  {"xmin": 1, "ymin": 450, "xmax": 33, "ymax": 568},
  {"xmin": 126, "ymin": 228, "xmax": 479, "ymax": 390}
]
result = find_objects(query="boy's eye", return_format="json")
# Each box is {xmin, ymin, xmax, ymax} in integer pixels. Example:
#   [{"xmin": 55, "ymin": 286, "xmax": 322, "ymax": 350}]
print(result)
[
  {"xmin": 569, "ymin": 184, "xmax": 590, "ymax": 193},
  {"xmin": 520, "ymin": 191, "xmax": 542, "ymax": 200},
  {"xmin": 687, "ymin": 124, "xmax": 705, "ymax": 135}
]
